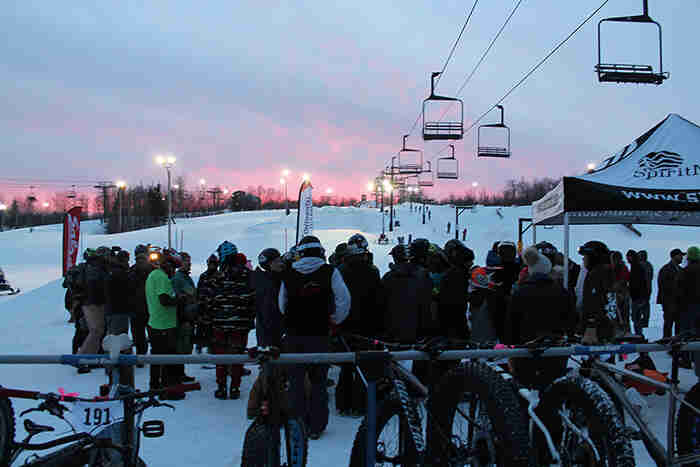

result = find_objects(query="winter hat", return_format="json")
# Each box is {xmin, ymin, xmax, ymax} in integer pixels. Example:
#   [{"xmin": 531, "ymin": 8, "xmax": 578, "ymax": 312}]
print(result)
[
  {"xmin": 258, "ymin": 248, "xmax": 281, "ymax": 269},
  {"xmin": 470, "ymin": 267, "xmax": 496, "ymax": 290},
  {"xmin": 217, "ymin": 241, "xmax": 238, "ymax": 263},
  {"xmin": 522, "ymin": 246, "xmax": 552, "ymax": 276},
  {"xmin": 688, "ymin": 246, "xmax": 700, "ymax": 262}
]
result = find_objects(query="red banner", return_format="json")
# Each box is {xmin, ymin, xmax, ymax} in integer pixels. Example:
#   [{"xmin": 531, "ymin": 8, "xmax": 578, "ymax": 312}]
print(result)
[{"xmin": 62, "ymin": 207, "xmax": 82, "ymax": 275}]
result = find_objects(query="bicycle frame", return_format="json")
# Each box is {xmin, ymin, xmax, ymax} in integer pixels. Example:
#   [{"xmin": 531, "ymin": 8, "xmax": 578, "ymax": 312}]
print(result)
[{"xmin": 588, "ymin": 355, "xmax": 700, "ymax": 466}]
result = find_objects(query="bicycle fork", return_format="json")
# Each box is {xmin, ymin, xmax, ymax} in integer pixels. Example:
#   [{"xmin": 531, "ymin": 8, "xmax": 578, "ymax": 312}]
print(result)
[{"xmin": 517, "ymin": 388, "xmax": 562, "ymax": 466}]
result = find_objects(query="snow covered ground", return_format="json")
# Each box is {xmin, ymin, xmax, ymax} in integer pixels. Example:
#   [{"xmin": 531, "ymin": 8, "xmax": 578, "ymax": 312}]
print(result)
[{"xmin": 1, "ymin": 203, "xmax": 699, "ymax": 466}]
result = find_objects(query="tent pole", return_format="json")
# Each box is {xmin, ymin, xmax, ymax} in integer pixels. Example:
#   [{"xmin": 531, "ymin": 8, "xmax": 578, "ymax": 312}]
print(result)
[{"xmin": 563, "ymin": 213, "xmax": 570, "ymax": 289}]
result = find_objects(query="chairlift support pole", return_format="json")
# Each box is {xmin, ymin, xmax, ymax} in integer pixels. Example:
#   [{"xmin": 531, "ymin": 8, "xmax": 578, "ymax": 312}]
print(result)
[{"xmin": 455, "ymin": 205, "xmax": 472, "ymax": 241}]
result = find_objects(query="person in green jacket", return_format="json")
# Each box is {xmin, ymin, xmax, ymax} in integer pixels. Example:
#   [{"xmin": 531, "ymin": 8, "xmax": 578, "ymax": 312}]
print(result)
[
  {"xmin": 171, "ymin": 252, "xmax": 197, "ymax": 383},
  {"xmin": 145, "ymin": 253, "xmax": 185, "ymax": 399}
]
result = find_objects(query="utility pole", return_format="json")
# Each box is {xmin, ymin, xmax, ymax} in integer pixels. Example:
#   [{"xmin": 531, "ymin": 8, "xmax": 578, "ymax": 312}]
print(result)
[{"xmin": 94, "ymin": 181, "xmax": 116, "ymax": 225}]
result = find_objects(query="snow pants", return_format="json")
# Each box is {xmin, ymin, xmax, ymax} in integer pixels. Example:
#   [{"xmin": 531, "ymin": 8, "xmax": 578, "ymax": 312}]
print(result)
[
  {"xmin": 212, "ymin": 327, "xmax": 249, "ymax": 389},
  {"xmin": 149, "ymin": 327, "xmax": 179, "ymax": 390},
  {"xmin": 78, "ymin": 304, "xmax": 105, "ymax": 355},
  {"xmin": 285, "ymin": 335, "xmax": 330, "ymax": 435}
]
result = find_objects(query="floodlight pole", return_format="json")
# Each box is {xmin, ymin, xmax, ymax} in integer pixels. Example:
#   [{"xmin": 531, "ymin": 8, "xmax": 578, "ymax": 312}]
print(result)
[{"xmin": 167, "ymin": 167, "xmax": 172, "ymax": 249}]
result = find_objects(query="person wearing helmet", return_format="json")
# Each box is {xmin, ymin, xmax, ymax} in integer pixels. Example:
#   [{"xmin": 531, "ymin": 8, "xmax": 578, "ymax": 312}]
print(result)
[
  {"xmin": 336, "ymin": 233, "xmax": 382, "ymax": 417},
  {"xmin": 76, "ymin": 246, "xmax": 111, "ymax": 373},
  {"xmin": 382, "ymin": 238, "xmax": 433, "ymax": 344},
  {"xmin": 328, "ymin": 243, "xmax": 348, "ymax": 267},
  {"xmin": 468, "ymin": 266, "xmax": 500, "ymax": 343},
  {"xmin": 438, "ymin": 240, "xmax": 475, "ymax": 339},
  {"xmin": 251, "ymin": 248, "xmax": 284, "ymax": 348},
  {"xmin": 278, "ymin": 235, "xmax": 350, "ymax": 439},
  {"xmin": 578, "ymin": 240, "xmax": 617, "ymax": 344},
  {"xmin": 128, "ymin": 244, "xmax": 155, "ymax": 361},
  {"xmin": 195, "ymin": 254, "xmax": 221, "ymax": 354},
  {"xmin": 145, "ymin": 252, "xmax": 186, "ymax": 399},
  {"xmin": 62, "ymin": 253, "xmax": 90, "ymax": 353},
  {"xmin": 389, "ymin": 244, "xmax": 409, "ymax": 266},
  {"xmin": 171, "ymin": 252, "xmax": 198, "ymax": 384},
  {"xmin": 208, "ymin": 243, "xmax": 256, "ymax": 400}
]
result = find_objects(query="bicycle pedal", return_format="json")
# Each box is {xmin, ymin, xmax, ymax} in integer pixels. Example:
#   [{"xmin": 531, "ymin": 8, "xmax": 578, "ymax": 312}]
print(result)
[{"xmin": 623, "ymin": 427, "xmax": 643, "ymax": 440}]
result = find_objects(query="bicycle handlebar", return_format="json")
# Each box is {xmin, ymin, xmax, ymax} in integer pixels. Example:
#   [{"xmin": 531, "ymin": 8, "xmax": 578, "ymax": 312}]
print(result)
[{"xmin": 0, "ymin": 382, "xmax": 201, "ymax": 404}]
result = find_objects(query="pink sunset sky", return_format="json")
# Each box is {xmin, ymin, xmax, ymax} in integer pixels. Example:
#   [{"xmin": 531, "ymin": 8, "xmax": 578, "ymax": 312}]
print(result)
[{"xmin": 2, "ymin": 1, "xmax": 699, "ymax": 203}]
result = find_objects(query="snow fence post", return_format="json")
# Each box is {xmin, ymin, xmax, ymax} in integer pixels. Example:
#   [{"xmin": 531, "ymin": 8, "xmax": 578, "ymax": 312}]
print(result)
[{"xmin": 358, "ymin": 350, "xmax": 391, "ymax": 466}]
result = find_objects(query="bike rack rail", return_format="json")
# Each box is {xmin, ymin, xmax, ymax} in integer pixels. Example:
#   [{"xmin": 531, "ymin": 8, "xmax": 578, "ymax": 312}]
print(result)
[{"xmin": 3, "ymin": 342, "xmax": 700, "ymax": 466}]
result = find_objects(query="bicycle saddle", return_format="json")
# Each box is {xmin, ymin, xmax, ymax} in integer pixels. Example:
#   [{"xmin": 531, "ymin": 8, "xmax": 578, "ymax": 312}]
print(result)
[{"xmin": 24, "ymin": 419, "xmax": 55, "ymax": 435}]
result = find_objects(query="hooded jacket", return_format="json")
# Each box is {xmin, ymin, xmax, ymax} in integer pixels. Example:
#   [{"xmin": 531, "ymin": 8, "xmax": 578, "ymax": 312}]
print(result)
[
  {"xmin": 278, "ymin": 257, "xmax": 350, "ymax": 336},
  {"xmin": 381, "ymin": 262, "xmax": 433, "ymax": 343}
]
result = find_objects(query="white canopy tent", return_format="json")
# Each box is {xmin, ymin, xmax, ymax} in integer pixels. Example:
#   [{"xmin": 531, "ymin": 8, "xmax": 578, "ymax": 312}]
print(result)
[{"xmin": 531, "ymin": 114, "xmax": 700, "ymax": 284}]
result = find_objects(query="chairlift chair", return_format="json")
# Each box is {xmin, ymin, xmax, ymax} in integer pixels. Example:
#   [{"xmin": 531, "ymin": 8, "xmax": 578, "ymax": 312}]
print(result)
[
  {"xmin": 418, "ymin": 161, "xmax": 434, "ymax": 187},
  {"xmin": 595, "ymin": 0, "xmax": 669, "ymax": 85},
  {"xmin": 422, "ymin": 72, "xmax": 464, "ymax": 141},
  {"xmin": 437, "ymin": 144, "xmax": 459, "ymax": 180},
  {"xmin": 477, "ymin": 105, "xmax": 511, "ymax": 158},
  {"xmin": 398, "ymin": 135, "xmax": 423, "ymax": 174}
]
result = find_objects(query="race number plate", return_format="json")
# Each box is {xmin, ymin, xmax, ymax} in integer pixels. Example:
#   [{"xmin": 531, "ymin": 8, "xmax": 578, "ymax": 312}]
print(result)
[{"xmin": 67, "ymin": 400, "xmax": 124, "ymax": 432}]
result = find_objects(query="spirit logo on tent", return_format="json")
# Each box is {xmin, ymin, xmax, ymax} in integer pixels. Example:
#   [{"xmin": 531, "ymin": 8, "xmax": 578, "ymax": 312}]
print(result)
[{"xmin": 634, "ymin": 151, "xmax": 698, "ymax": 179}]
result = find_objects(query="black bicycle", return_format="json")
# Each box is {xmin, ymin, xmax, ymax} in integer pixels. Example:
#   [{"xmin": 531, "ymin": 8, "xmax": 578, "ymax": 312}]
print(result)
[
  {"xmin": 0, "ymin": 382, "xmax": 200, "ymax": 466},
  {"xmin": 240, "ymin": 346, "xmax": 308, "ymax": 467},
  {"xmin": 344, "ymin": 335, "xmax": 531, "ymax": 466}
]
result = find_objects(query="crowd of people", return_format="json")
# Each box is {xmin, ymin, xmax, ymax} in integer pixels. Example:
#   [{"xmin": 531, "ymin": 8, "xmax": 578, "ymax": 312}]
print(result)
[{"xmin": 61, "ymin": 232, "xmax": 700, "ymax": 440}]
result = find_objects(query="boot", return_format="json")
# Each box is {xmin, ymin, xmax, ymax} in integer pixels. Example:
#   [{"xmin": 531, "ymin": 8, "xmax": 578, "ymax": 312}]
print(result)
[
  {"xmin": 215, "ymin": 383, "xmax": 227, "ymax": 400},
  {"xmin": 229, "ymin": 385, "xmax": 240, "ymax": 400}
]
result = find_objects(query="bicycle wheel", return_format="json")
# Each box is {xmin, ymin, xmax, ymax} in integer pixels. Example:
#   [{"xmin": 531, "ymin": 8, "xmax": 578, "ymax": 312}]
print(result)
[
  {"xmin": 676, "ymin": 382, "xmax": 700, "ymax": 465},
  {"xmin": 241, "ymin": 417, "xmax": 307, "ymax": 467},
  {"xmin": 538, "ymin": 372, "xmax": 635, "ymax": 467},
  {"xmin": 428, "ymin": 361, "xmax": 529, "ymax": 466},
  {"xmin": 349, "ymin": 384, "xmax": 423, "ymax": 467},
  {"xmin": 0, "ymin": 396, "xmax": 15, "ymax": 466}
]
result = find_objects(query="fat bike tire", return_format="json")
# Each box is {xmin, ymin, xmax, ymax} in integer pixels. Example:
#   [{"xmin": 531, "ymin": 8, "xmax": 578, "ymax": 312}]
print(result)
[
  {"xmin": 428, "ymin": 360, "xmax": 529, "ymax": 466},
  {"xmin": 676, "ymin": 382, "xmax": 700, "ymax": 466},
  {"xmin": 538, "ymin": 372, "xmax": 635, "ymax": 467},
  {"xmin": 0, "ymin": 395, "xmax": 15, "ymax": 467},
  {"xmin": 241, "ymin": 417, "xmax": 307, "ymax": 467}
]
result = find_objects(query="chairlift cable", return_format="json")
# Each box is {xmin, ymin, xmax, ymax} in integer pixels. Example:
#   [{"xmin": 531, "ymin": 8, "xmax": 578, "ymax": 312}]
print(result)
[
  {"xmin": 464, "ymin": 0, "xmax": 610, "ymax": 134},
  {"xmin": 422, "ymin": 0, "xmax": 610, "ymax": 168},
  {"xmin": 406, "ymin": 0, "xmax": 480, "ymax": 137}
]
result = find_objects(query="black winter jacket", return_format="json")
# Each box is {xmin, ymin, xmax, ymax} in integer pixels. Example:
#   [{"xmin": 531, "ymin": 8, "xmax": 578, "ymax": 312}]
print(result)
[
  {"xmin": 338, "ymin": 256, "xmax": 384, "ymax": 337},
  {"xmin": 105, "ymin": 262, "xmax": 131, "ymax": 315},
  {"xmin": 582, "ymin": 263, "xmax": 616, "ymax": 340},
  {"xmin": 437, "ymin": 265, "xmax": 470, "ymax": 339},
  {"xmin": 629, "ymin": 262, "xmax": 649, "ymax": 301},
  {"xmin": 85, "ymin": 258, "xmax": 108, "ymax": 306},
  {"xmin": 251, "ymin": 267, "xmax": 283, "ymax": 347},
  {"xmin": 505, "ymin": 273, "xmax": 577, "ymax": 345},
  {"xmin": 677, "ymin": 261, "xmax": 700, "ymax": 309},
  {"xmin": 381, "ymin": 263, "xmax": 432, "ymax": 343},
  {"xmin": 128, "ymin": 259, "xmax": 154, "ymax": 317},
  {"xmin": 657, "ymin": 261, "xmax": 680, "ymax": 306}
]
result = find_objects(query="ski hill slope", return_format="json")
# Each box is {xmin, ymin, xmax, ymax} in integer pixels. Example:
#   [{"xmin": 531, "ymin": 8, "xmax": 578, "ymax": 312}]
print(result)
[{"xmin": 1, "ymin": 204, "xmax": 698, "ymax": 465}]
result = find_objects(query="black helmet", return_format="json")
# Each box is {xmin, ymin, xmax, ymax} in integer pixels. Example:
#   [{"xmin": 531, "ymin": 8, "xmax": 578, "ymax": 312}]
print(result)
[
  {"xmin": 207, "ymin": 254, "xmax": 219, "ymax": 265},
  {"xmin": 347, "ymin": 234, "xmax": 369, "ymax": 254},
  {"xmin": 409, "ymin": 238, "xmax": 430, "ymax": 262},
  {"xmin": 297, "ymin": 235, "xmax": 325, "ymax": 258},
  {"xmin": 578, "ymin": 240, "xmax": 610, "ymax": 266},
  {"xmin": 389, "ymin": 244, "xmax": 409, "ymax": 264},
  {"xmin": 134, "ymin": 244, "xmax": 148, "ymax": 257},
  {"xmin": 535, "ymin": 241, "xmax": 558, "ymax": 262},
  {"xmin": 497, "ymin": 241, "xmax": 517, "ymax": 263},
  {"xmin": 258, "ymin": 248, "xmax": 281, "ymax": 269},
  {"xmin": 445, "ymin": 240, "xmax": 474, "ymax": 266}
]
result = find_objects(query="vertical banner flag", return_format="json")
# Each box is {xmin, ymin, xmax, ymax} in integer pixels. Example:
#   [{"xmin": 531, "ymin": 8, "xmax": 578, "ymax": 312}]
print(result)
[
  {"xmin": 295, "ymin": 180, "xmax": 313, "ymax": 244},
  {"xmin": 62, "ymin": 206, "xmax": 82, "ymax": 275}
]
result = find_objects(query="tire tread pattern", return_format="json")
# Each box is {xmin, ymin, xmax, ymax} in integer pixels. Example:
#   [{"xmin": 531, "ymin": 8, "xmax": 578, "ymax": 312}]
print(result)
[{"xmin": 0, "ymin": 397, "xmax": 15, "ymax": 467}]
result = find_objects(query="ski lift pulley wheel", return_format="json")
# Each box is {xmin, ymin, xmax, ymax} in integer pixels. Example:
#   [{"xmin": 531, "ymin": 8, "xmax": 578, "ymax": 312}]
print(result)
[
  {"xmin": 595, "ymin": 0, "xmax": 669, "ymax": 85},
  {"xmin": 422, "ymin": 72, "xmax": 464, "ymax": 141},
  {"xmin": 437, "ymin": 144, "xmax": 459, "ymax": 180},
  {"xmin": 477, "ymin": 105, "xmax": 511, "ymax": 158}
]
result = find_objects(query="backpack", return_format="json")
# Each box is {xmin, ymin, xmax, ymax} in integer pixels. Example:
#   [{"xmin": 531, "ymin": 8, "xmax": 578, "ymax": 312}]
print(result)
[{"xmin": 623, "ymin": 354, "xmax": 668, "ymax": 396}]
